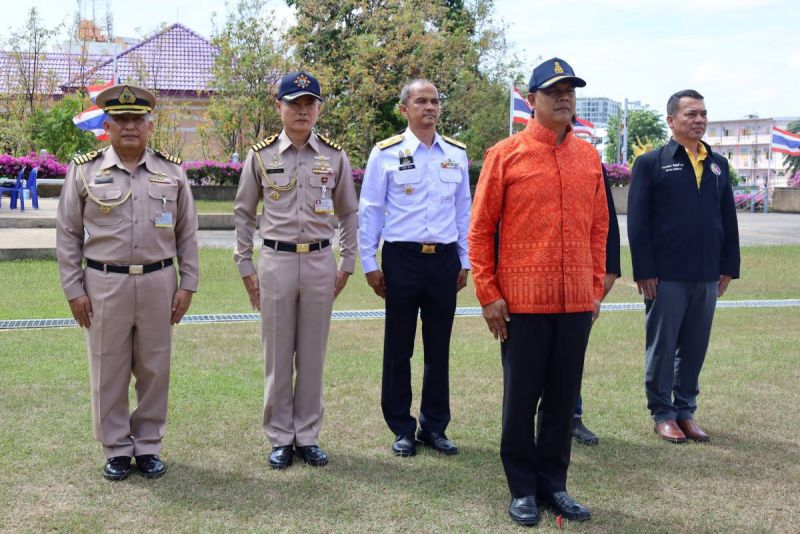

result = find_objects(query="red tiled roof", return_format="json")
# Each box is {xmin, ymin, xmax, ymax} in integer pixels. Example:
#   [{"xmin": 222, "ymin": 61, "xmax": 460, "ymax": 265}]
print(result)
[
  {"xmin": 61, "ymin": 23, "xmax": 219, "ymax": 94},
  {"xmin": 0, "ymin": 51, "xmax": 109, "ymax": 95}
]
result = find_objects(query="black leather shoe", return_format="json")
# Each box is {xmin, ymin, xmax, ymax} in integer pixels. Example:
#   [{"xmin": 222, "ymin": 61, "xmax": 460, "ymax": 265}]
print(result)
[
  {"xmin": 540, "ymin": 491, "xmax": 590, "ymax": 521},
  {"xmin": 416, "ymin": 429, "xmax": 458, "ymax": 455},
  {"xmin": 296, "ymin": 445, "xmax": 329, "ymax": 467},
  {"xmin": 508, "ymin": 495, "xmax": 540, "ymax": 527},
  {"xmin": 571, "ymin": 417, "xmax": 599, "ymax": 445},
  {"xmin": 268, "ymin": 445, "xmax": 295, "ymax": 469},
  {"xmin": 135, "ymin": 454, "xmax": 166, "ymax": 479},
  {"xmin": 103, "ymin": 456, "xmax": 132, "ymax": 481},
  {"xmin": 391, "ymin": 434, "xmax": 417, "ymax": 457}
]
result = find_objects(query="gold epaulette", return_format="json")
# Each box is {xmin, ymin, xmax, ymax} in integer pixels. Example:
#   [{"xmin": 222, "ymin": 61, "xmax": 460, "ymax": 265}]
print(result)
[
  {"xmin": 72, "ymin": 148, "xmax": 105, "ymax": 165},
  {"xmin": 252, "ymin": 134, "xmax": 279, "ymax": 152},
  {"xmin": 376, "ymin": 134, "xmax": 404, "ymax": 150},
  {"xmin": 155, "ymin": 150, "xmax": 182, "ymax": 165},
  {"xmin": 317, "ymin": 133, "xmax": 343, "ymax": 151},
  {"xmin": 442, "ymin": 135, "xmax": 466, "ymax": 150}
]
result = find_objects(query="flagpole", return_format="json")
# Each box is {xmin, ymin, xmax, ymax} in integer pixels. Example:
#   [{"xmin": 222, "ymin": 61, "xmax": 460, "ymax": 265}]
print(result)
[
  {"xmin": 509, "ymin": 81, "xmax": 514, "ymax": 137},
  {"xmin": 765, "ymin": 125, "xmax": 773, "ymax": 213}
]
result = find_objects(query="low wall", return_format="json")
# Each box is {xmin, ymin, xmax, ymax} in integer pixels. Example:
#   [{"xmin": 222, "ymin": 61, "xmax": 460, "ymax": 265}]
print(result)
[
  {"xmin": 771, "ymin": 188, "xmax": 800, "ymax": 213},
  {"xmin": 611, "ymin": 186, "xmax": 628, "ymax": 214},
  {"xmin": 191, "ymin": 185, "xmax": 238, "ymax": 201}
]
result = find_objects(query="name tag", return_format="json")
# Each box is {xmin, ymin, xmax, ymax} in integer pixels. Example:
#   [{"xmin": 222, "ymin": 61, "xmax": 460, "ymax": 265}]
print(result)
[
  {"xmin": 149, "ymin": 175, "xmax": 171, "ymax": 183},
  {"xmin": 399, "ymin": 164, "xmax": 416, "ymax": 171},
  {"xmin": 315, "ymin": 198, "xmax": 334, "ymax": 214},
  {"xmin": 155, "ymin": 211, "xmax": 174, "ymax": 228},
  {"xmin": 266, "ymin": 168, "xmax": 284, "ymax": 174},
  {"xmin": 94, "ymin": 175, "xmax": 114, "ymax": 184}
]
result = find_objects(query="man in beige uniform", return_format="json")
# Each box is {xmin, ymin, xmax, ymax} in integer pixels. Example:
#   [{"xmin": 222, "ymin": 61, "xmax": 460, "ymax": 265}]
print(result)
[
  {"xmin": 57, "ymin": 84, "xmax": 199, "ymax": 481},
  {"xmin": 234, "ymin": 71, "xmax": 357, "ymax": 469}
]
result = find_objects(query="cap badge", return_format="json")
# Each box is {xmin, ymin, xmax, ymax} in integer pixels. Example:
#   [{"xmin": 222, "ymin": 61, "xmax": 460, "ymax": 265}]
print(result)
[
  {"xmin": 553, "ymin": 62, "xmax": 564, "ymax": 74},
  {"xmin": 119, "ymin": 86, "xmax": 136, "ymax": 104},
  {"xmin": 295, "ymin": 74, "xmax": 311, "ymax": 89}
]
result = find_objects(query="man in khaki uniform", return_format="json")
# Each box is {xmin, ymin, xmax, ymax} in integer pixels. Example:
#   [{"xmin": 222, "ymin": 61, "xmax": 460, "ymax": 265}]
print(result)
[
  {"xmin": 234, "ymin": 71, "xmax": 357, "ymax": 469},
  {"xmin": 57, "ymin": 84, "xmax": 199, "ymax": 481}
]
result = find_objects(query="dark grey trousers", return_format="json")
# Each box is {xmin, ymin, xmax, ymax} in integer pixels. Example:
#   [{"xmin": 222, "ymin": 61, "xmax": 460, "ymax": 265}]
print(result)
[{"xmin": 644, "ymin": 280, "xmax": 718, "ymax": 423}]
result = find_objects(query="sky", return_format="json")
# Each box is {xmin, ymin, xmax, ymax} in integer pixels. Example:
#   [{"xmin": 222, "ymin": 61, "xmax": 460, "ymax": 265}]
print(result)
[{"xmin": 6, "ymin": 0, "xmax": 800, "ymax": 120}]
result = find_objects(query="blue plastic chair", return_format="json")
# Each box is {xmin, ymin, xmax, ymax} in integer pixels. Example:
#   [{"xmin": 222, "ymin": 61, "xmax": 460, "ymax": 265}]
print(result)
[
  {"xmin": 15, "ymin": 167, "xmax": 39, "ymax": 211},
  {"xmin": 0, "ymin": 166, "xmax": 26, "ymax": 209}
]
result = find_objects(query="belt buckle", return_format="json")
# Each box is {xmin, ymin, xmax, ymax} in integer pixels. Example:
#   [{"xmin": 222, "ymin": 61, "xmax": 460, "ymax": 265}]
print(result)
[
  {"xmin": 129, "ymin": 265, "xmax": 144, "ymax": 275},
  {"xmin": 296, "ymin": 243, "xmax": 310, "ymax": 253},
  {"xmin": 421, "ymin": 244, "xmax": 436, "ymax": 254}
]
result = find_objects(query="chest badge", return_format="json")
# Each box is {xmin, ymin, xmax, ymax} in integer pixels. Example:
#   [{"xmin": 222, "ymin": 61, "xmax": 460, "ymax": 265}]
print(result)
[
  {"xmin": 270, "ymin": 154, "xmax": 283, "ymax": 168},
  {"xmin": 440, "ymin": 158, "xmax": 459, "ymax": 170},
  {"xmin": 710, "ymin": 163, "xmax": 721, "ymax": 176}
]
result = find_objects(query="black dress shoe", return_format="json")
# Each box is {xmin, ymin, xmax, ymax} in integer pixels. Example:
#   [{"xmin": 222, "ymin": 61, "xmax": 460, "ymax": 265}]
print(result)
[
  {"xmin": 508, "ymin": 495, "xmax": 540, "ymax": 527},
  {"xmin": 540, "ymin": 491, "xmax": 590, "ymax": 521},
  {"xmin": 416, "ymin": 429, "xmax": 458, "ymax": 455},
  {"xmin": 391, "ymin": 434, "xmax": 417, "ymax": 457},
  {"xmin": 296, "ymin": 445, "xmax": 329, "ymax": 467},
  {"xmin": 268, "ymin": 445, "xmax": 295, "ymax": 469},
  {"xmin": 571, "ymin": 417, "xmax": 599, "ymax": 445},
  {"xmin": 103, "ymin": 456, "xmax": 132, "ymax": 481},
  {"xmin": 135, "ymin": 454, "xmax": 167, "ymax": 479}
]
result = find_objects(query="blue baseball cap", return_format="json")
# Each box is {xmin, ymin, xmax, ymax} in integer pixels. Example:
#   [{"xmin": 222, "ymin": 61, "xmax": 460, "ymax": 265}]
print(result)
[
  {"xmin": 528, "ymin": 57, "xmax": 586, "ymax": 92},
  {"xmin": 277, "ymin": 71, "xmax": 323, "ymax": 102}
]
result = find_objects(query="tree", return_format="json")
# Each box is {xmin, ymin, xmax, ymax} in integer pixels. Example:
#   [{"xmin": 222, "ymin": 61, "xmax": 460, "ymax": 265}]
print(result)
[
  {"xmin": 782, "ymin": 120, "xmax": 800, "ymax": 177},
  {"xmin": 29, "ymin": 94, "xmax": 99, "ymax": 160},
  {"xmin": 286, "ymin": 0, "xmax": 516, "ymax": 166},
  {"xmin": 198, "ymin": 0, "xmax": 289, "ymax": 160},
  {"xmin": 606, "ymin": 109, "xmax": 667, "ymax": 164}
]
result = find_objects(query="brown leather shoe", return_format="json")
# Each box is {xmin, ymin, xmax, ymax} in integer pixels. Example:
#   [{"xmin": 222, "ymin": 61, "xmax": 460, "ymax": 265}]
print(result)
[
  {"xmin": 677, "ymin": 419, "xmax": 710, "ymax": 442},
  {"xmin": 654, "ymin": 420, "xmax": 687, "ymax": 444}
]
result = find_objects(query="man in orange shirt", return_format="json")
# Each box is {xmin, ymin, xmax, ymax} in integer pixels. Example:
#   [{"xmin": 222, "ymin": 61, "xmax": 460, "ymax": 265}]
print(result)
[{"xmin": 469, "ymin": 58, "xmax": 607, "ymax": 527}]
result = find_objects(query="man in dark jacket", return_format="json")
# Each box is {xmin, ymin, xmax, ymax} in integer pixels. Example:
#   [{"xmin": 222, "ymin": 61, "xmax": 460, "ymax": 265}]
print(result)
[{"xmin": 628, "ymin": 89, "xmax": 740, "ymax": 444}]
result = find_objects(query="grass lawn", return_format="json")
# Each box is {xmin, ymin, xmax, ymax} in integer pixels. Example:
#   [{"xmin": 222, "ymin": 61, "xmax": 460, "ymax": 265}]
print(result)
[
  {"xmin": 0, "ymin": 246, "xmax": 798, "ymax": 320},
  {"xmin": 1, "ymin": 246, "xmax": 799, "ymax": 531},
  {"xmin": 1, "ymin": 309, "xmax": 798, "ymax": 532}
]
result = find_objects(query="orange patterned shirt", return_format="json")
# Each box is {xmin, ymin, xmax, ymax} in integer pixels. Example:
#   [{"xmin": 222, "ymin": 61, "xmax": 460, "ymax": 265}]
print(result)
[{"xmin": 468, "ymin": 119, "xmax": 608, "ymax": 313}]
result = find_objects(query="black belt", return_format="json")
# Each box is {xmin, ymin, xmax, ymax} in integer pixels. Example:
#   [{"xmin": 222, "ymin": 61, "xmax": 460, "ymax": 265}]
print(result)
[
  {"xmin": 387, "ymin": 241, "xmax": 456, "ymax": 254},
  {"xmin": 263, "ymin": 239, "xmax": 330, "ymax": 253},
  {"xmin": 86, "ymin": 258, "xmax": 173, "ymax": 275}
]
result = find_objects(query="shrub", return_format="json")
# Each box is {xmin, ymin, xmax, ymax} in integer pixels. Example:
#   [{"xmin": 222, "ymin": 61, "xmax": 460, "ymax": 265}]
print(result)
[
  {"xmin": 788, "ymin": 172, "xmax": 800, "ymax": 188},
  {"xmin": 182, "ymin": 160, "xmax": 243, "ymax": 185},
  {"xmin": 603, "ymin": 162, "xmax": 631, "ymax": 187},
  {"xmin": 0, "ymin": 152, "xmax": 68, "ymax": 179}
]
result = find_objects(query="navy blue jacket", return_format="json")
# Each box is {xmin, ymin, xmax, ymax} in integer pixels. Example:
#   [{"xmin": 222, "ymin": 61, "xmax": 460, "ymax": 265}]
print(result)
[{"xmin": 628, "ymin": 139, "xmax": 740, "ymax": 282}]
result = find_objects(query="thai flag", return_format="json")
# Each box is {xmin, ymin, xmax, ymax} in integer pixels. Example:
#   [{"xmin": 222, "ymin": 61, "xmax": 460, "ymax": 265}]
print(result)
[
  {"xmin": 73, "ymin": 79, "xmax": 115, "ymax": 141},
  {"xmin": 572, "ymin": 116, "xmax": 595, "ymax": 137},
  {"xmin": 512, "ymin": 87, "xmax": 531, "ymax": 125},
  {"xmin": 771, "ymin": 126, "xmax": 800, "ymax": 156}
]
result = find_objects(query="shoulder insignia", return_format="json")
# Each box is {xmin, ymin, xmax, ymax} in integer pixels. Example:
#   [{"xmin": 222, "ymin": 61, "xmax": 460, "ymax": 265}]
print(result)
[
  {"xmin": 442, "ymin": 135, "xmax": 466, "ymax": 150},
  {"xmin": 376, "ymin": 134, "xmax": 404, "ymax": 150},
  {"xmin": 155, "ymin": 150, "xmax": 183, "ymax": 165},
  {"xmin": 317, "ymin": 133, "xmax": 343, "ymax": 151},
  {"xmin": 72, "ymin": 149, "xmax": 103, "ymax": 165},
  {"xmin": 252, "ymin": 134, "xmax": 279, "ymax": 152}
]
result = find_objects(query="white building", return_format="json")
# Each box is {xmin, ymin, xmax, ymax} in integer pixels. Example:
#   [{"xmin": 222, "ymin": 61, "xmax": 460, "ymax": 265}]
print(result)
[
  {"xmin": 576, "ymin": 97, "xmax": 620, "ymax": 129},
  {"xmin": 705, "ymin": 115, "xmax": 799, "ymax": 187}
]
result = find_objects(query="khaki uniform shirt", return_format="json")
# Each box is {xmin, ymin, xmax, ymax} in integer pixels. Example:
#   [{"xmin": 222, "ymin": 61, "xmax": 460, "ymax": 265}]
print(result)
[
  {"xmin": 57, "ymin": 146, "xmax": 200, "ymax": 301},
  {"xmin": 233, "ymin": 130, "xmax": 358, "ymax": 277}
]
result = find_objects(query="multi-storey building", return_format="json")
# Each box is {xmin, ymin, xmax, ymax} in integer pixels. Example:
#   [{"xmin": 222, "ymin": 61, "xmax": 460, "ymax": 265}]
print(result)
[
  {"xmin": 705, "ymin": 116, "xmax": 799, "ymax": 187},
  {"xmin": 576, "ymin": 97, "xmax": 621, "ymax": 129}
]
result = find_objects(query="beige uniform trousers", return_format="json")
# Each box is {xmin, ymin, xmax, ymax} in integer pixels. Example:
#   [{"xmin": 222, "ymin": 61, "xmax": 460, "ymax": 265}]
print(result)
[
  {"xmin": 259, "ymin": 246, "xmax": 336, "ymax": 447},
  {"xmin": 84, "ymin": 264, "xmax": 177, "ymax": 458}
]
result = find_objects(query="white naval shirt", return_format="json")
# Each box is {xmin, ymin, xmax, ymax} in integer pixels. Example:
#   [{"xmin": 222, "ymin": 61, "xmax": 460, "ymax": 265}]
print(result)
[{"xmin": 358, "ymin": 128, "xmax": 471, "ymax": 273}]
